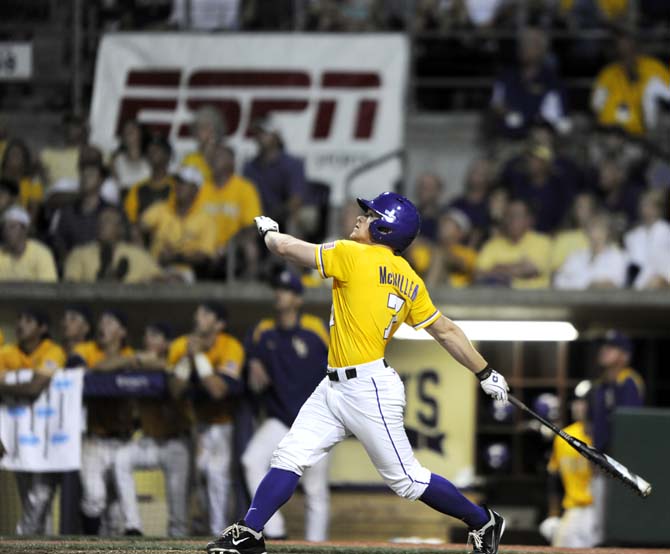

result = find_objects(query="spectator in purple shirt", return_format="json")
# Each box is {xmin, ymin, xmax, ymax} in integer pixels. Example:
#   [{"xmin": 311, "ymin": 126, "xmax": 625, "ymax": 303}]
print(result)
[
  {"xmin": 243, "ymin": 117, "xmax": 307, "ymax": 235},
  {"xmin": 590, "ymin": 156, "xmax": 642, "ymax": 231},
  {"xmin": 501, "ymin": 143, "xmax": 576, "ymax": 234},
  {"xmin": 490, "ymin": 26, "xmax": 569, "ymax": 139}
]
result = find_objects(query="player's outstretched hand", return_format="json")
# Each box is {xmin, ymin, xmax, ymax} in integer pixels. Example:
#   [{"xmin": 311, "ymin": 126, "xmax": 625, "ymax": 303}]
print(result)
[
  {"xmin": 477, "ymin": 366, "xmax": 509, "ymax": 402},
  {"xmin": 255, "ymin": 216, "xmax": 279, "ymax": 238}
]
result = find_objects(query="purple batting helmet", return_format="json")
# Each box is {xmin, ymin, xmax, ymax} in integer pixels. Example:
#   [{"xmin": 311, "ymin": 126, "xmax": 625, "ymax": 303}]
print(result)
[{"xmin": 356, "ymin": 192, "xmax": 421, "ymax": 253}]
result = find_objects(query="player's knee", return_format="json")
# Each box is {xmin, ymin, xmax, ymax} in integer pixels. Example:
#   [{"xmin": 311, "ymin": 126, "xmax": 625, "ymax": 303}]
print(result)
[
  {"xmin": 387, "ymin": 475, "xmax": 423, "ymax": 500},
  {"xmin": 270, "ymin": 448, "xmax": 305, "ymax": 477}
]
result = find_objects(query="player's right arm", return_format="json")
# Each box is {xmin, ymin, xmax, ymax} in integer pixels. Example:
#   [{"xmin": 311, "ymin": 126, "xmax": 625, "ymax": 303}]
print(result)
[
  {"xmin": 255, "ymin": 216, "xmax": 318, "ymax": 269},
  {"xmin": 424, "ymin": 315, "xmax": 509, "ymax": 401}
]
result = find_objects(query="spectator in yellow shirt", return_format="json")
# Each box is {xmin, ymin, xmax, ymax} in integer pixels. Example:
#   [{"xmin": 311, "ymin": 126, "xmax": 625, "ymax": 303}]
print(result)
[
  {"xmin": 0, "ymin": 309, "xmax": 66, "ymax": 535},
  {"xmin": 592, "ymin": 29, "xmax": 670, "ymax": 135},
  {"xmin": 181, "ymin": 105, "xmax": 226, "ymax": 182},
  {"xmin": 124, "ymin": 134, "xmax": 176, "ymax": 225},
  {"xmin": 39, "ymin": 113, "xmax": 87, "ymax": 189},
  {"xmin": 64, "ymin": 206, "xmax": 162, "ymax": 283},
  {"xmin": 426, "ymin": 209, "xmax": 478, "ymax": 288},
  {"xmin": 0, "ymin": 206, "xmax": 57, "ymax": 282},
  {"xmin": 1, "ymin": 138, "xmax": 43, "ymax": 223},
  {"xmin": 199, "ymin": 143, "xmax": 261, "ymax": 279},
  {"xmin": 475, "ymin": 199, "xmax": 552, "ymax": 288},
  {"xmin": 141, "ymin": 165, "xmax": 216, "ymax": 280},
  {"xmin": 550, "ymin": 193, "xmax": 596, "ymax": 272}
]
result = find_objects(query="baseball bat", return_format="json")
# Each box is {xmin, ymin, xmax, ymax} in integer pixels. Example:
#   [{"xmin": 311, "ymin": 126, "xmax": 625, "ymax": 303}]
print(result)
[{"xmin": 508, "ymin": 394, "xmax": 652, "ymax": 498}]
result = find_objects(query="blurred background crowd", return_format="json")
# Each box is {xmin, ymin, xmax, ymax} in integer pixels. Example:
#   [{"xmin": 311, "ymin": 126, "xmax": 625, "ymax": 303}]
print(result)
[{"xmin": 0, "ymin": 1, "xmax": 669, "ymax": 291}]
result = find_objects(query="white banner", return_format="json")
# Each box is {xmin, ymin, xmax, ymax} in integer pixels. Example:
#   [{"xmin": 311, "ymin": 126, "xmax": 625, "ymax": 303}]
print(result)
[
  {"xmin": 0, "ymin": 42, "xmax": 32, "ymax": 80},
  {"xmin": 0, "ymin": 369, "xmax": 84, "ymax": 472},
  {"xmin": 90, "ymin": 33, "xmax": 408, "ymax": 204}
]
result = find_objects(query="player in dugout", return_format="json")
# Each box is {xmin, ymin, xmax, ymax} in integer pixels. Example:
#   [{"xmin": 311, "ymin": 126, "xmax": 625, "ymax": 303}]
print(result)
[
  {"xmin": 169, "ymin": 302, "xmax": 245, "ymax": 535},
  {"xmin": 242, "ymin": 269, "xmax": 330, "ymax": 541},
  {"xmin": 71, "ymin": 309, "xmax": 136, "ymax": 535},
  {"xmin": 207, "ymin": 192, "xmax": 509, "ymax": 554},
  {"xmin": 541, "ymin": 380, "xmax": 599, "ymax": 548},
  {"xmin": 0, "ymin": 309, "xmax": 66, "ymax": 535},
  {"xmin": 114, "ymin": 321, "xmax": 192, "ymax": 537}
]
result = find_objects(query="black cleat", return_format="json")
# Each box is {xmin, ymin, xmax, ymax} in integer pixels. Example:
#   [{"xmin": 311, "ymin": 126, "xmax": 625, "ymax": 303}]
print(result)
[
  {"xmin": 468, "ymin": 507, "xmax": 505, "ymax": 554},
  {"xmin": 124, "ymin": 528, "xmax": 143, "ymax": 536},
  {"xmin": 206, "ymin": 520, "xmax": 266, "ymax": 554}
]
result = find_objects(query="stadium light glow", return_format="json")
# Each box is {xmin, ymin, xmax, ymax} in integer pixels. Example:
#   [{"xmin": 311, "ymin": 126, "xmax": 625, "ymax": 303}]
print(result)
[{"xmin": 393, "ymin": 321, "xmax": 578, "ymax": 342}]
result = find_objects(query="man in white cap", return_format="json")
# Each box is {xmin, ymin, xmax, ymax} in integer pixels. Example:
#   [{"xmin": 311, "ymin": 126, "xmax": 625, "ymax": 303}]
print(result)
[
  {"xmin": 0, "ymin": 205, "xmax": 58, "ymax": 281},
  {"xmin": 139, "ymin": 164, "xmax": 216, "ymax": 280}
]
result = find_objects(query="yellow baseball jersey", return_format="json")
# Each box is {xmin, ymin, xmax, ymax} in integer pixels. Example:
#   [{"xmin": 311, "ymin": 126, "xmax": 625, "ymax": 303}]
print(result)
[
  {"xmin": 196, "ymin": 175, "xmax": 262, "ymax": 248},
  {"xmin": 548, "ymin": 421, "xmax": 593, "ymax": 509},
  {"xmin": 0, "ymin": 339, "xmax": 66, "ymax": 377},
  {"xmin": 168, "ymin": 333, "xmax": 244, "ymax": 425},
  {"xmin": 73, "ymin": 341, "xmax": 137, "ymax": 438},
  {"xmin": 592, "ymin": 56, "xmax": 670, "ymax": 135},
  {"xmin": 141, "ymin": 199, "xmax": 217, "ymax": 259},
  {"xmin": 315, "ymin": 240, "xmax": 441, "ymax": 368}
]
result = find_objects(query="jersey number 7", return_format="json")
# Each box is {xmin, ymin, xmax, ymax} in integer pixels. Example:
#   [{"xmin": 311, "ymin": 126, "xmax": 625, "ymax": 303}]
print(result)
[{"xmin": 384, "ymin": 293, "xmax": 406, "ymax": 340}]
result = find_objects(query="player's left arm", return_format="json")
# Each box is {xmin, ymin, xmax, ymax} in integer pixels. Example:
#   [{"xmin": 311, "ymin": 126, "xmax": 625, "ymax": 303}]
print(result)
[
  {"xmin": 255, "ymin": 216, "xmax": 317, "ymax": 269},
  {"xmin": 425, "ymin": 315, "xmax": 509, "ymax": 401}
]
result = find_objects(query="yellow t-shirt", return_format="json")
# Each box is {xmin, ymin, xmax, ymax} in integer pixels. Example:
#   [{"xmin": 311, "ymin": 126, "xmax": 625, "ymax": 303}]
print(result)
[
  {"xmin": 548, "ymin": 421, "xmax": 594, "ymax": 509},
  {"xmin": 39, "ymin": 146, "xmax": 79, "ymax": 185},
  {"xmin": 141, "ymin": 199, "xmax": 217, "ymax": 259},
  {"xmin": 73, "ymin": 341, "xmax": 137, "ymax": 437},
  {"xmin": 550, "ymin": 229, "xmax": 589, "ymax": 272},
  {"xmin": 0, "ymin": 239, "xmax": 58, "ymax": 282},
  {"xmin": 182, "ymin": 151, "xmax": 212, "ymax": 182},
  {"xmin": 315, "ymin": 240, "xmax": 441, "ymax": 368},
  {"xmin": 0, "ymin": 339, "xmax": 66, "ymax": 376},
  {"xmin": 196, "ymin": 175, "xmax": 262, "ymax": 248},
  {"xmin": 168, "ymin": 333, "xmax": 244, "ymax": 425},
  {"xmin": 19, "ymin": 177, "xmax": 44, "ymax": 207},
  {"xmin": 592, "ymin": 56, "xmax": 670, "ymax": 135},
  {"xmin": 124, "ymin": 175, "xmax": 176, "ymax": 224},
  {"xmin": 476, "ymin": 231, "xmax": 552, "ymax": 288},
  {"xmin": 64, "ymin": 242, "xmax": 162, "ymax": 283}
]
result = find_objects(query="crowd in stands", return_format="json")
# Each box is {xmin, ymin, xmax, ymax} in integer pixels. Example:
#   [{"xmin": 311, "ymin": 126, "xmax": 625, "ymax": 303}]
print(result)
[{"xmin": 0, "ymin": 11, "xmax": 669, "ymax": 290}]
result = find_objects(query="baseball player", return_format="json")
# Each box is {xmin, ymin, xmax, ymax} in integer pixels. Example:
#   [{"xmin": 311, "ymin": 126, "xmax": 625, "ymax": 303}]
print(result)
[
  {"xmin": 207, "ymin": 192, "xmax": 508, "ymax": 554},
  {"xmin": 113, "ymin": 322, "xmax": 192, "ymax": 536},
  {"xmin": 169, "ymin": 302, "xmax": 244, "ymax": 535},
  {"xmin": 242, "ymin": 269, "xmax": 330, "ymax": 541},
  {"xmin": 0, "ymin": 309, "xmax": 66, "ymax": 535},
  {"xmin": 73, "ymin": 309, "xmax": 136, "ymax": 535},
  {"xmin": 542, "ymin": 381, "xmax": 599, "ymax": 548}
]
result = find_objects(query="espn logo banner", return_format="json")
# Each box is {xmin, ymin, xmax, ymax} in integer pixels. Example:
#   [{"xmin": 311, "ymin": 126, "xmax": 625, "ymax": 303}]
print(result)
[
  {"xmin": 90, "ymin": 34, "xmax": 409, "ymax": 203},
  {"xmin": 0, "ymin": 369, "xmax": 84, "ymax": 472}
]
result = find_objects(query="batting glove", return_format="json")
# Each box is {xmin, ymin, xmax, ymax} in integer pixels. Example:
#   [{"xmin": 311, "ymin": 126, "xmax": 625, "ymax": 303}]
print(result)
[
  {"xmin": 254, "ymin": 216, "xmax": 279, "ymax": 238},
  {"xmin": 476, "ymin": 365, "xmax": 509, "ymax": 402}
]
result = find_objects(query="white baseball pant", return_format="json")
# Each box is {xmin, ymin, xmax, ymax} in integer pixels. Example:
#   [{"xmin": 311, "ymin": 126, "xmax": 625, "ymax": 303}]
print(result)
[
  {"xmin": 80, "ymin": 436, "xmax": 125, "ymax": 534},
  {"xmin": 114, "ymin": 436, "xmax": 190, "ymax": 536},
  {"xmin": 242, "ymin": 417, "xmax": 330, "ymax": 541},
  {"xmin": 271, "ymin": 358, "xmax": 431, "ymax": 501},
  {"xmin": 553, "ymin": 505, "xmax": 599, "ymax": 548},
  {"xmin": 197, "ymin": 422, "xmax": 234, "ymax": 535},
  {"xmin": 14, "ymin": 472, "xmax": 58, "ymax": 535}
]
